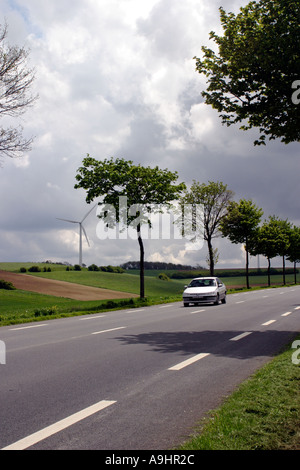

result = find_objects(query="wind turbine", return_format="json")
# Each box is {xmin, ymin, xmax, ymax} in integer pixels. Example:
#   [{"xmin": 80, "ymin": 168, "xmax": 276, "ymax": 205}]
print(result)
[{"xmin": 57, "ymin": 204, "xmax": 97, "ymax": 266}]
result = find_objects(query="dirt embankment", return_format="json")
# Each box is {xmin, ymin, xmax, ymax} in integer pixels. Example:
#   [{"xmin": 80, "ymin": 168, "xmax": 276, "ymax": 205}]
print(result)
[{"xmin": 0, "ymin": 271, "xmax": 137, "ymax": 301}]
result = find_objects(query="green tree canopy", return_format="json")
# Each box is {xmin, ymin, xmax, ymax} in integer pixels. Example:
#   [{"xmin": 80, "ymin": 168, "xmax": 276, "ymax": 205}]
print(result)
[
  {"xmin": 255, "ymin": 216, "xmax": 291, "ymax": 286},
  {"xmin": 75, "ymin": 156, "xmax": 186, "ymax": 298},
  {"xmin": 194, "ymin": 0, "xmax": 300, "ymax": 145},
  {"xmin": 287, "ymin": 225, "xmax": 300, "ymax": 283},
  {"xmin": 220, "ymin": 199, "xmax": 263, "ymax": 288}
]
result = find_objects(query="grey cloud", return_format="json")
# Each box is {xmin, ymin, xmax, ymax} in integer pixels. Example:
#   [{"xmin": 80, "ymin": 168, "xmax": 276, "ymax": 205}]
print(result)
[{"xmin": 0, "ymin": 0, "xmax": 298, "ymax": 269}]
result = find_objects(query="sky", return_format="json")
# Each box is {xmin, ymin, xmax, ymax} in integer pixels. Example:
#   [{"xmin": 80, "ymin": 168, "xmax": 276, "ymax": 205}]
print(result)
[{"xmin": 0, "ymin": 0, "xmax": 299, "ymax": 270}]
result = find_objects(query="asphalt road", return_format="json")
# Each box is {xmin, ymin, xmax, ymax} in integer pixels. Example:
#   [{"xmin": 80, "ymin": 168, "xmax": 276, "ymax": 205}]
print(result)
[{"xmin": 0, "ymin": 285, "xmax": 300, "ymax": 451}]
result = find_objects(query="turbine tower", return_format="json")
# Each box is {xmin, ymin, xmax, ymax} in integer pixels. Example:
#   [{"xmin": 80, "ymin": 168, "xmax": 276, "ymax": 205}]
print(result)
[{"xmin": 57, "ymin": 204, "xmax": 97, "ymax": 266}]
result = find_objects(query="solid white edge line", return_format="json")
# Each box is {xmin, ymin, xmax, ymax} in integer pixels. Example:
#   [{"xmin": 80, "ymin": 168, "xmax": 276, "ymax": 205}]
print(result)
[
  {"xmin": 230, "ymin": 332, "xmax": 252, "ymax": 342},
  {"xmin": 168, "ymin": 353, "xmax": 210, "ymax": 371},
  {"xmin": 2, "ymin": 400, "xmax": 116, "ymax": 450}
]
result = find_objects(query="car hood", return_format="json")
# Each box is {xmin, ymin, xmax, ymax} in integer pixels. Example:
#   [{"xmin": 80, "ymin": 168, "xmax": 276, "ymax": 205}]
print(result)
[{"xmin": 183, "ymin": 287, "xmax": 217, "ymax": 295}]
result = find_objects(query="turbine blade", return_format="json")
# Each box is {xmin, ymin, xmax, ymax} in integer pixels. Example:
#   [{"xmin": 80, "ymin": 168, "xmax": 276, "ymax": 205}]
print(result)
[
  {"xmin": 81, "ymin": 203, "xmax": 97, "ymax": 223},
  {"xmin": 82, "ymin": 225, "xmax": 90, "ymax": 247},
  {"xmin": 56, "ymin": 218, "xmax": 78, "ymax": 224}
]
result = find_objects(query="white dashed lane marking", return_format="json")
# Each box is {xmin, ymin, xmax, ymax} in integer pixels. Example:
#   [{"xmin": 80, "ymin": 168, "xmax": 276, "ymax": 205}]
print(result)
[
  {"xmin": 230, "ymin": 332, "xmax": 252, "ymax": 341},
  {"xmin": 168, "ymin": 353, "xmax": 210, "ymax": 371},
  {"xmin": 262, "ymin": 320, "xmax": 276, "ymax": 326},
  {"xmin": 2, "ymin": 400, "xmax": 116, "ymax": 450},
  {"xmin": 91, "ymin": 327, "xmax": 126, "ymax": 335}
]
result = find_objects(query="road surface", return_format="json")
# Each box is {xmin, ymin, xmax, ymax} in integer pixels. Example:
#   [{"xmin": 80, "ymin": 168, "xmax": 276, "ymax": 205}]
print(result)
[{"xmin": 0, "ymin": 285, "xmax": 300, "ymax": 450}]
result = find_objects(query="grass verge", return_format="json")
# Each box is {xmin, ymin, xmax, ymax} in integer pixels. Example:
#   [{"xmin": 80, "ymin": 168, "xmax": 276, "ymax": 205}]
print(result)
[
  {"xmin": 178, "ymin": 335, "xmax": 300, "ymax": 450},
  {"xmin": 0, "ymin": 289, "xmax": 182, "ymax": 326}
]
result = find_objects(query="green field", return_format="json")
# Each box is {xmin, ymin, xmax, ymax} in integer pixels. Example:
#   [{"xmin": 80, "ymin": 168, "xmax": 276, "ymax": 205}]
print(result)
[
  {"xmin": 126, "ymin": 267, "xmax": 298, "ymax": 288},
  {"xmin": 0, "ymin": 262, "xmax": 185, "ymax": 326},
  {"xmin": 0, "ymin": 262, "xmax": 298, "ymax": 326}
]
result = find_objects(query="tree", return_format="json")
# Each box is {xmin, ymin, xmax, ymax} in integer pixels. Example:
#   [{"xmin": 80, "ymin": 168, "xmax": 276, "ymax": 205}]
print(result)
[
  {"xmin": 220, "ymin": 199, "xmax": 263, "ymax": 288},
  {"xmin": 255, "ymin": 216, "xmax": 291, "ymax": 286},
  {"xmin": 179, "ymin": 181, "xmax": 233, "ymax": 275},
  {"xmin": 194, "ymin": 0, "xmax": 300, "ymax": 145},
  {"xmin": 286, "ymin": 225, "xmax": 300, "ymax": 284},
  {"xmin": 75, "ymin": 156, "xmax": 186, "ymax": 298},
  {"xmin": 274, "ymin": 217, "xmax": 292, "ymax": 285},
  {"xmin": 0, "ymin": 23, "xmax": 37, "ymax": 163}
]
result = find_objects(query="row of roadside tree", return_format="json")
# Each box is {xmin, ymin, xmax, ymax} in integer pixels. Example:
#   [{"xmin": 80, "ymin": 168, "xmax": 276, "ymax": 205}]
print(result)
[
  {"xmin": 75, "ymin": 157, "xmax": 300, "ymax": 298},
  {"xmin": 220, "ymin": 199, "xmax": 300, "ymax": 289},
  {"xmin": 180, "ymin": 181, "xmax": 300, "ymax": 290}
]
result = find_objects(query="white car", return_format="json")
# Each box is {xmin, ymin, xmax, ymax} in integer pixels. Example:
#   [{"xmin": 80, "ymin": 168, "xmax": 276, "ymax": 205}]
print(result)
[{"xmin": 183, "ymin": 277, "xmax": 227, "ymax": 307}]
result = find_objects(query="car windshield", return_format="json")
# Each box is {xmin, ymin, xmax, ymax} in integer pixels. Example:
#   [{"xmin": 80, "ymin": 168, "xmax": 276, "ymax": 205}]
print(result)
[{"xmin": 189, "ymin": 279, "xmax": 216, "ymax": 288}]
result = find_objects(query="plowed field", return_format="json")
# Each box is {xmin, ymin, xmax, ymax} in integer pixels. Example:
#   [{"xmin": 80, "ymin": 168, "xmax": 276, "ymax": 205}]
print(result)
[{"xmin": 0, "ymin": 271, "xmax": 137, "ymax": 301}]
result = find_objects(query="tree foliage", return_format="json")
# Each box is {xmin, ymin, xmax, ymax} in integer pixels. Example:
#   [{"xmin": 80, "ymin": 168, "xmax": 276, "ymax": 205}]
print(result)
[
  {"xmin": 194, "ymin": 0, "xmax": 300, "ymax": 145},
  {"xmin": 180, "ymin": 180, "xmax": 233, "ymax": 275},
  {"xmin": 0, "ymin": 23, "xmax": 37, "ymax": 162},
  {"xmin": 255, "ymin": 216, "xmax": 291, "ymax": 285},
  {"xmin": 287, "ymin": 225, "xmax": 300, "ymax": 264},
  {"xmin": 220, "ymin": 199, "xmax": 263, "ymax": 288},
  {"xmin": 287, "ymin": 225, "xmax": 300, "ymax": 283}
]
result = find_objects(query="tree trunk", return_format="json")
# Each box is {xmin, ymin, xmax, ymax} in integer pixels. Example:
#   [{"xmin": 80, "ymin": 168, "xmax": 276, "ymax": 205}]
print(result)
[
  {"xmin": 282, "ymin": 255, "xmax": 286, "ymax": 285},
  {"xmin": 294, "ymin": 261, "xmax": 297, "ymax": 285},
  {"xmin": 137, "ymin": 224, "xmax": 145, "ymax": 299},
  {"xmin": 245, "ymin": 240, "xmax": 250, "ymax": 289},
  {"xmin": 207, "ymin": 237, "xmax": 214, "ymax": 276},
  {"xmin": 267, "ymin": 258, "xmax": 271, "ymax": 287},
  {"xmin": 246, "ymin": 249, "xmax": 250, "ymax": 289}
]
